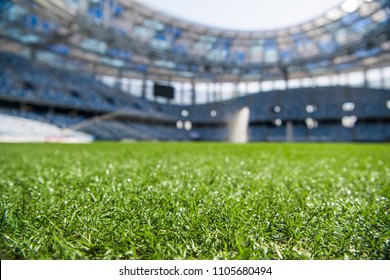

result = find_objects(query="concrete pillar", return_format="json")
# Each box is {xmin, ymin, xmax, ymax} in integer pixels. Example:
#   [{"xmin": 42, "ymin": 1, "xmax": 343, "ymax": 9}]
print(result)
[
  {"xmin": 191, "ymin": 77, "xmax": 196, "ymax": 105},
  {"xmin": 218, "ymin": 83, "xmax": 223, "ymax": 101},
  {"xmin": 180, "ymin": 82, "xmax": 185, "ymax": 105},
  {"xmin": 333, "ymin": 73, "xmax": 340, "ymax": 87},
  {"xmin": 286, "ymin": 121, "xmax": 293, "ymax": 142},
  {"xmin": 141, "ymin": 73, "xmax": 147, "ymax": 99},
  {"xmin": 234, "ymin": 81, "xmax": 239, "ymax": 98},
  {"xmin": 213, "ymin": 82, "xmax": 218, "ymax": 102},
  {"xmin": 116, "ymin": 68, "xmax": 123, "ymax": 90},
  {"xmin": 207, "ymin": 82, "xmax": 212, "ymax": 103},
  {"xmin": 346, "ymin": 72, "xmax": 350, "ymax": 88},
  {"xmin": 380, "ymin": 68, "xmax": 385, "ymax": 89},
  {"xmin": 363, "ymin": 68, "xmax": 369, "ymax": 88}
]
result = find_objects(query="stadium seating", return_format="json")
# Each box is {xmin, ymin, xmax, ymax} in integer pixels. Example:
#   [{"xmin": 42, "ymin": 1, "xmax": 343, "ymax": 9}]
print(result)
[{"xmin": 0, "ymin": 51, "xmax": 389, "ymax": 142}]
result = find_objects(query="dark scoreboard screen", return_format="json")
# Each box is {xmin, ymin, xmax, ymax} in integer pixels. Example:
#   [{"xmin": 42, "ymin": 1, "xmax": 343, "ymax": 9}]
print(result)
[{"xmin": 153, "ymin": 83, "xmax": 175, "ymax": 99}]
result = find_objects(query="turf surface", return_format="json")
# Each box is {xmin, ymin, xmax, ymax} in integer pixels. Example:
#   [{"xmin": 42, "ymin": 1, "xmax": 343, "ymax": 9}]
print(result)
[{"xmin": 0, "ymin": 142, "xmax": 389, "ymax": 260}]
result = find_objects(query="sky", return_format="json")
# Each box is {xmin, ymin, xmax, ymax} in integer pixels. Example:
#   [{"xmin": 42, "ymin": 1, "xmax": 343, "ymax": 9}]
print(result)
[{"xmin": 138, "ymin": 0, "xmax": 343, "ymax": 31}]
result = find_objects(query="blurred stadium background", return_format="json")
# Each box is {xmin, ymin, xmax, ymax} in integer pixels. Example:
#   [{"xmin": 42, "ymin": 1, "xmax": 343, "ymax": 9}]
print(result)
[{"xmin": 0, "ymin": 0, "xmax": 389, "ymax": 143}]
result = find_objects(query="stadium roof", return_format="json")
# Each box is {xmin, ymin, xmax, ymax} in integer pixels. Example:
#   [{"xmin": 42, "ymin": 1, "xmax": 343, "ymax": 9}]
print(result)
[
  {"xmin": 139, "ymin": 0, "xmax": 343, "ymax": 31},
  {"xmin": 0, "ymin": 0, "xmax": 389, "ymax": 85}
]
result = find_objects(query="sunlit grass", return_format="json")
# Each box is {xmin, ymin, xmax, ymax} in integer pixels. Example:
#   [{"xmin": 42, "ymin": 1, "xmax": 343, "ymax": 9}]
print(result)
[{"xmin": 0, "ymin": 142, "xmax": 389, "ymax": 259}]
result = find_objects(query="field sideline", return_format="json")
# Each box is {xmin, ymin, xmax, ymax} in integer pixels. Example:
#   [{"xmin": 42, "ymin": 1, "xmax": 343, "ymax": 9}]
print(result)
[{"xmin": 0, "ymin": 142, "xmax": 389, "ymax": 260}]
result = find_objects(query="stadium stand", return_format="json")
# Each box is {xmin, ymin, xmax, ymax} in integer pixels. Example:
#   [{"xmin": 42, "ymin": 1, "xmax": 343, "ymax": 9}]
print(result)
[
  {"xmin": 0, "ymin": 49, "xmax": 389, "ymax": 142},
  {"xmin": 0, "ymin": 0, "xmax": 389, "ymax": 142}
]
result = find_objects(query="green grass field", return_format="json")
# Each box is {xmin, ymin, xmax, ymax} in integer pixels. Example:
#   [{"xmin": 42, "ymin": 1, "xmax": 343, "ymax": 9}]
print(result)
[{"xmin": 0, "ymin": 142, "xmax": 389, "ymax": 260}]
